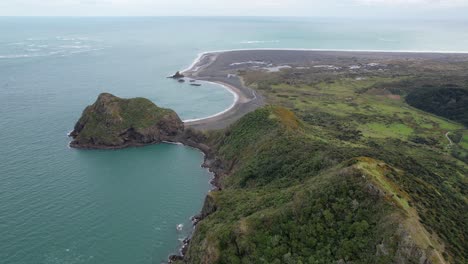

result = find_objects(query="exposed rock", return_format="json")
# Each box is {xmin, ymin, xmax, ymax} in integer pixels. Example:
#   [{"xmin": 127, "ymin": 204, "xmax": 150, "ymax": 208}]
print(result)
[
  {"xmin": 178, "ymin": 79, "xmax": 186, "ymax": 83},
  {"xmin": 69, "ymin": 93, "xmax": 183, "ymax": 149},
  {"xmin": 190, "ymin": 83, "xmax": 202, "ymax": 87},
  {"xmin": 168, "ymin": 254, "xmax": 183, "ymax": 262},
  {"xmin": 169, "ymin": 71, "xmax": 185, "ymax": 79},
  {"xmin": 392, "ymin": 224, "xmax": 433, "ymax": 264},
  {"xmin": 200, "ymin": 192, "xmax": 217, "ymax": 219}
]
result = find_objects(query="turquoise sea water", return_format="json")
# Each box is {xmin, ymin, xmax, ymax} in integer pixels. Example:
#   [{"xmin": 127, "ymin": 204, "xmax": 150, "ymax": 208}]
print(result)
[{"xmin": 1, "ymin": 17, "xmax": 467, "ymax": 264}]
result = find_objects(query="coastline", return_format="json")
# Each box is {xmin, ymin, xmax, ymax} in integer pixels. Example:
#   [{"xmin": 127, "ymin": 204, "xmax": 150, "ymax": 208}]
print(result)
[
  {"xmin": 179, "ymin": 48, "xmax": 468, "ymax": 130},
  {"xmin": 182, "ymin": 81, "xmax": 239, "ymax": 123},
  {"xmin": 167, "ymin": 48, "xmax": 468, "ymax": 262},
  {"xmin": 181, "ymin": 53, "xmax": 265, "ymax": 130}
]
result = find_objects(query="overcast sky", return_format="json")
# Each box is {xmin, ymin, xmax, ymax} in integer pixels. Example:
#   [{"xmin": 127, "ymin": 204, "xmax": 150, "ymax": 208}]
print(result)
[{"xmin": 1, "ymin": 0, "xmax": 468, "ymax": 18}]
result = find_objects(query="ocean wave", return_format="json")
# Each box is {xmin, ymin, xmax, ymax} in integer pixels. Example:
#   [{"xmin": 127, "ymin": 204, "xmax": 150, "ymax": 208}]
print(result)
[
  {"xmin": 378, "ymin": 38, "xmax": 398, "ymax": 42},
  {"xmin": 0, "ymin": 48, "xmax": 104, "ymax": 59},
  {"xmin": 0, "ymin": 54, "xmax": 35, "ymax": 59},
  {"xmin": 68, "ymin": 48, "xmax": 105, "ymax": 55},
  {"xmin": 7, "ymin": 42, "xmax": 25, "ymax": 46},
  {"xmin": 0, "ymin": 51, "xmax": 63, "ymax": 59},
  {"xmin": 56, "ymin": 36, "xmax": 90, "ymax": 41},
  {"xmin": 240, "ymin": 40, "xmax": 280, "ymax": 44},
  {"xmin": 58, "ymin": 45, "xmax": 92, "ymax": 49},
  {"xmin": 27, "ymin": 44, "xmax": 49, "ymax": 48},
  {"xmin": 2, "ymin": 36, "xmax": 107, "ymax": 60}
]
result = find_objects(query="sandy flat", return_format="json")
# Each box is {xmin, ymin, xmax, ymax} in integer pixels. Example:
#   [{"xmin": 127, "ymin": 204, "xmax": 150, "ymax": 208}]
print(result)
[{"xmin": 181, "ymin": 49, "xmax": 468, "ymax": 130}]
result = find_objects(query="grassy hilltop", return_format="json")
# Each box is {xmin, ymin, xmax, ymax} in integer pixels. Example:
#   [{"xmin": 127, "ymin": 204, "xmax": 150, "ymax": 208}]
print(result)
[{"xmin": 178, "ymin": 58, "xmax": 467, "ymax": 263}]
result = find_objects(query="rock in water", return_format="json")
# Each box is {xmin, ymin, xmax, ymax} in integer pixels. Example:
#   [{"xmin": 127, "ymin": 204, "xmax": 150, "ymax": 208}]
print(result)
[
  {"xmin": 69, "ymin": 93, "xmax": 183, "ymax": 149},
  {"xmin": 169, "ymin": 71, "xmax": 184, "ymax": 79}
]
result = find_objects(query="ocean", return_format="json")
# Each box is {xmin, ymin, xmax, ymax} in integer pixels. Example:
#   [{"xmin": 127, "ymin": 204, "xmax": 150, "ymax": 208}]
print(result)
[{"xmin": 1, "ymin": 17, "xmax": 467, "ymax": 264}]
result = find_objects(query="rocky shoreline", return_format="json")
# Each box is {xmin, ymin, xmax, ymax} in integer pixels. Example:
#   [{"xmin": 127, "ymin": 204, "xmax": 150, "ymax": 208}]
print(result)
[
  {"xmin": 69, "ymin": 50, "xmax": 468, "ymax": 263},
  {"xmin": 164, "ymin": 130, "xmax": 225, "ymax": 263}
]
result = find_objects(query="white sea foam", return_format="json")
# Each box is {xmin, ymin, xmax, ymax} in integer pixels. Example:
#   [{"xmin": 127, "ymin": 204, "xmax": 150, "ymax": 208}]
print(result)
[
  {"xmin": 8, "ymin": 42, "xmax": 25, "ymax": 46},
  {"xmin": 378, "ymin": 38, "xmax": 398, "ymax": 42},
  {"xmin": 59, "ymin": 45, "xmax": 91, "ymax": 49},
  {"xmin": 181, "ymin": 52, "xmax": 206, "ymax": 74},
  {"xmin": 0, "ymin": 54, "xmax": 34, "ymax": 59},
  {"xmin": 4, "ymin": 48, "xmax": 105, "ymax": 59},
  {"xmin": 56, "ymin": 36, "xmax": 76, "ymax": 41},
  {"xmin": 36, "ymin": 45, "xmax": 49, "ymax": 48},
  {"xmin": 162, "ymin": 141, "xmax": 183, "ymax": 146},
  {"xmin": 240, "ymin": 40, "xmax": 280, "ymax": 44},
  {"xmin": 176, "ymin": 224, "xmax": 184, "ymax": 231}
]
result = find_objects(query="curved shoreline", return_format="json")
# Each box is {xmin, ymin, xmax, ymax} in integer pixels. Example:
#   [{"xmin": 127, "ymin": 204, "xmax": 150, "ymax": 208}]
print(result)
[
  {"xmin": 181, "ymin": 51, "xmax": 264, "ymax": 130},
  {"xmin": 179, "ymin": 48, "xmax": 468, "ymax": 129},
  {"xmin": 182, "ymin": 81, "xmax": 239, "ymax": 123},
  {"xmin": 168, "ymin": 48, "xmax": 468, "ymax": 262}
]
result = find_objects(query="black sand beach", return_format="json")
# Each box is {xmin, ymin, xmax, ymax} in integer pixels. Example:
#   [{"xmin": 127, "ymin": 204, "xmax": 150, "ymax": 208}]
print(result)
[{"xmin": 182, "ymin": 49, "xmax": 468, "ymax": 130}]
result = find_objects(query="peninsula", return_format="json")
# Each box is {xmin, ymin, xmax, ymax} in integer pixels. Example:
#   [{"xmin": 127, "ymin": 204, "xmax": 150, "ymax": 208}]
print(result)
[{"xmin": 71, "ymin": 50, "xmax": 468, "ymax": 264}]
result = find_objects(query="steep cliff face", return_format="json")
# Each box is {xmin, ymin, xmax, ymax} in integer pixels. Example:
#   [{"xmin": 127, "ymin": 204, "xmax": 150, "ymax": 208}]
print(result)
[{"xmin": 69, "ymin": 93, "xmax": 183, "ymax": 149}]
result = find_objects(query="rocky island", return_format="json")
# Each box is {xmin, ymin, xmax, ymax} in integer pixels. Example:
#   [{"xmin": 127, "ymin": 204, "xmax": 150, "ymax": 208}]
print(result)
[{"xmin": 69, "ymin": 93, "xmax": 183, "ymax": 149}]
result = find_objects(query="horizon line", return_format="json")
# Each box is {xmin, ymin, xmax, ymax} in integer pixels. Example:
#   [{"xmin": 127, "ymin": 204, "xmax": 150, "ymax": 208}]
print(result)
[{"xmin": 0, "ymin": 15, "xmax": 467, "ymax": 21}]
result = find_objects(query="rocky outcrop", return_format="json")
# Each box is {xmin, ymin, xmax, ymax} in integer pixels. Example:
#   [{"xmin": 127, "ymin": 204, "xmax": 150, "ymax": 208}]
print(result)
[
  {"xmin": 69, "ymin": 93, "xmax": 184, "ymax": 149},
  {"xmin": 169, "ymin": 71, "xmax": 185, "ymax": 79}
]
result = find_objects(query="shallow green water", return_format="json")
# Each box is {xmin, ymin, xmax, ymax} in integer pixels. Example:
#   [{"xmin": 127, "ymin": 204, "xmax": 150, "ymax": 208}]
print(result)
[{"xmin": 0, "ymin": 17, "xmax": 467, "ymax": 264}]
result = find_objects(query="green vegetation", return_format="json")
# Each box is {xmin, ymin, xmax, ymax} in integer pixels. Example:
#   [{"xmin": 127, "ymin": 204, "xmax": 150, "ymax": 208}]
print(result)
[
  {"xmin": 406, "ymin": 87, "xmax": 468, "ymax": 126},
  {"xmin": 462, "ymin": 133, "xmax": 468, "ymax": 148},
  {"xmin": 70, "ymin": 93, "xmax": 182, "ymax": 147},
  {"xmin": 185, "ymin": 108, "xmax": 408, "ymax": 263},
  {"xmin": 182, "ymin": 65, "xmax": 467, "ymax": 263},
  {"xmin": 243, "ymin": 70, "xmax": 467, "ymax": 261}
]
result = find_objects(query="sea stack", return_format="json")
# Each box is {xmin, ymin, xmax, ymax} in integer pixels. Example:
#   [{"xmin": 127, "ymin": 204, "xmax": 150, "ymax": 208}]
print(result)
[
  {"xmin": 169, "ymin": 71, "xmax": 185, "ymax": 79},
  {"xmin": 69, "ymin": 93, "xmax": 183, "ymax": 149}
]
